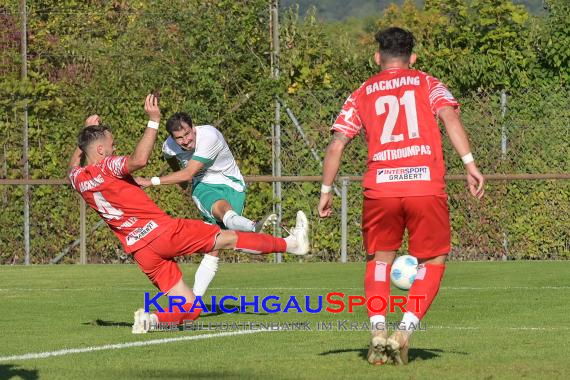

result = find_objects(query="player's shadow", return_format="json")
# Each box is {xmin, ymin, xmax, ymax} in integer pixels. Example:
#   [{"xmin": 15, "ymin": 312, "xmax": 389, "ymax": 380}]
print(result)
[
  {"xmin": 82, "ymin": 319, "xmax": 132, "ymax": 327},
  {"xmin": 82, "ymin": 303, "xmax": 269, "ymax": 328},
  {"xmin": 320, "ymin": 347, "xmax": 465, "ymax": 363},
  {"xmin": 0, "ymin": 364, "xmax": 39, "ymax": 380}
]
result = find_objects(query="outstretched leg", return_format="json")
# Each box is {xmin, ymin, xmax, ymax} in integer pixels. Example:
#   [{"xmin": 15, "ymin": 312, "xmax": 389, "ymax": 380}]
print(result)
[{"xmin": 213, "ymin": 210, "xmax": 309, "ymax": 256}]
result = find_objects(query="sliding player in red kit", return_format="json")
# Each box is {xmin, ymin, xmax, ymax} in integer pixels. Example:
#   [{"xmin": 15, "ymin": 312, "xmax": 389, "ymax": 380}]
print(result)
[
  {"xmin": 318, "ymin": 28, "xmax": 484, "ymax": 365},
  {"xmin": 68, "ymin": 94, "xmax": 309, "ymax": 333}
]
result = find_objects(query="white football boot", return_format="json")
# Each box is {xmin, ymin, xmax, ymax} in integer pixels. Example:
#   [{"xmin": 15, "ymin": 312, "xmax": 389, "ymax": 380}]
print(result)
[
  {"xmin": 367, "ymin": 327, "xmax": 389, "ymax": 365},
  {"xmin": 386, "ymin": 330, "xmax": 410, "ymax": 365},
  {"xmin": 132, "ymin": 308, "xmax": 158, "ymax": 334},
  {"xmin": 284, "ymin": 211, "xmax": 309, "ymax": 255}
]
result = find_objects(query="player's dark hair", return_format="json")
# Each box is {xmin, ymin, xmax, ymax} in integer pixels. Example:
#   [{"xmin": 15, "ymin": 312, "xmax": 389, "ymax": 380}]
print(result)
[
  {"xmin": 375, "ymin": 27, "xmax": 415, "ymax": 62},
  {"xmin": 78, "ymin": 124, "xmax": 110, "ymax": 153},
  {"xmin": 166, "ymin": 112, "xmax": 193, "ymax": 135}
]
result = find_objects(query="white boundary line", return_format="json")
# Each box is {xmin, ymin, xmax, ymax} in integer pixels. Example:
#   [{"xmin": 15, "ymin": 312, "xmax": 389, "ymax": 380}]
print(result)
[
  {"xmin": 429, "ymin": 326, "xmax": 570, "ymax": 331},
  {"xmin": 0, "ymin": 329, "xmax": 275, "ymax": 362},
  {"xmin": 2, "ymin": 324, "xmax": 569, "ymax": 363},
  {"xmin": 443, "ymin": 286, "xmax": 570, "ymax": 290}
]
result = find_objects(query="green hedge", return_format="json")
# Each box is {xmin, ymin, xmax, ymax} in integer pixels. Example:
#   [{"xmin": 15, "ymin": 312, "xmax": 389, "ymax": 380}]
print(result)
[{"xmin": 0, "ymin": 0, "xmax": 567, "ymax": 263}]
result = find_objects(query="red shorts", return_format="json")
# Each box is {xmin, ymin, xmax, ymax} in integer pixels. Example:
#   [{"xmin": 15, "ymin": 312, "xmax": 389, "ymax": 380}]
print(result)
[
  {"xmin": 362, "ymin": 195, "xmax": 450, "ymax": 259},
  {"xmin": 132, "ymin": 218, "xmax": 221, "ymax": 292}
]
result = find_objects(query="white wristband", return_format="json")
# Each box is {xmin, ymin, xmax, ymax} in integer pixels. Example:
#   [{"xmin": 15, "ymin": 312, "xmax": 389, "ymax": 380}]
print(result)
[
  {"xmin": 321, "ymin": 184, "xmax": 332, "ymax": 193},
  {"xmin": 147, "ymin": 120, "xmax": 159, "ymax": 130},
  {"xmin": 461, "ymin": 153, "xmax": 474, "ymax": 165},
  {"xmin": 150, "ymin": 176, "xmax": 161, "ymax": 186}
]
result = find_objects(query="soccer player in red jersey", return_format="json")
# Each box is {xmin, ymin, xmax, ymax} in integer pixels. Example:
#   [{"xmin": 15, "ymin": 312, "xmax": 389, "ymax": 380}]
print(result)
[
  {"xmin": 318, "ymin": 27, "xmax": 485, "ymax": 365},
  {"xmin": 68, "ymin": 94, "xmax": 309, "ymax": 333}
]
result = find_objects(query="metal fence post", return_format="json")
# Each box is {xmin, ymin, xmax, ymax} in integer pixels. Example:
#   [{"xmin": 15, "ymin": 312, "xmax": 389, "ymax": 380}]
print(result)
[
  {"xmin": 20, "ymin": 0, "xmax": 30, "ymax": 265},
  {"xmin": 500, "ymin": 91, "xmax": 509, "ymax": 261},
  {"xmin": 270, "ymin": 0, "xmax": 282, "ymax": 263},
  {"xmin": 501, "ymin": 90, "xmax": 508, "ymax": 159},
  {"xmin": 340, "ymin": 177, "xmax": 348, "ymax": 263}
]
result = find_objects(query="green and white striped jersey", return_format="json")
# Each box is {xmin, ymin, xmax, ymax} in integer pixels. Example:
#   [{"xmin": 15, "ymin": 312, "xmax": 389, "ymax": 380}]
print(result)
[{"xmin": 162, "ymin": 125, "xmax": 245, "ymax": 192}]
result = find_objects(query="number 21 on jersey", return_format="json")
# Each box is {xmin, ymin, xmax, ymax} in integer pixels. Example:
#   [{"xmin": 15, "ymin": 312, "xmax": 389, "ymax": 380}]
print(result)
[{"xmin": 376, "ymin": 90, "xmax": 419, "ymax": 144}]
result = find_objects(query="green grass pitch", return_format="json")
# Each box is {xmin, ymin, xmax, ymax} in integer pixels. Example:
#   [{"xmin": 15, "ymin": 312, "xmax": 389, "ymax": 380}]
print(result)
[{"xmin": 1, "ymin": 261, "xmax": 569, "ymax": 379}]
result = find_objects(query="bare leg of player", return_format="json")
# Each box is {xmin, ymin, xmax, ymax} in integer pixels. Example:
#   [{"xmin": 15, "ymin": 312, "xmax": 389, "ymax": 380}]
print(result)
[{"xmin": 212, "ymin": 199, "xmax": 277, "ymax": 233}]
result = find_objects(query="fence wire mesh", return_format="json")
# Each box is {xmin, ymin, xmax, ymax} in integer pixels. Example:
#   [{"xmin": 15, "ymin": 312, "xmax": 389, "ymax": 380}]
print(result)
[
  {"xmin": 0, "ymin": 2, "xmax": 568, "ymax": 263},
  {"xmin": 278, "ymin": 86, "xmax": 570, "ymax": 262}
]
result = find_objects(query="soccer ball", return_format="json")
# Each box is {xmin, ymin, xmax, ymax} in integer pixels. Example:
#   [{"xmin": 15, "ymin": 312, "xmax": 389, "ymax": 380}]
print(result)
[{"xmin": 390, "ymin": 255, "xmax": 418, "ymax": 290}]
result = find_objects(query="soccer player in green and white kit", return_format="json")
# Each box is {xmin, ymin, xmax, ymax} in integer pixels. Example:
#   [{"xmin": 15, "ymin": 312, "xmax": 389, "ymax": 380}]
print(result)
[{"xmin": 135, "ymin": 112, "xmax": 276, "ymax": 297}]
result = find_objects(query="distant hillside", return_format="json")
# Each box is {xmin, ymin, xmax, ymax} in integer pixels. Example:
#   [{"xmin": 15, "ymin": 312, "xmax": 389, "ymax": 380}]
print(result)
[{"xmin": 280, "ymin": 0, "xmax": 546, "ymax": 20}]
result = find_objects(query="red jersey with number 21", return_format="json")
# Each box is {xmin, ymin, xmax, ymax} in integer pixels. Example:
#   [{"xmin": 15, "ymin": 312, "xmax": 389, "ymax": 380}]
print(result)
[
  {"xmin": 332, "ymin": 68, "xmax": 459, "ymax": 198},
  {"xmin": 69, "ymin": 156, "xmax": 172, "ymax": 253}
]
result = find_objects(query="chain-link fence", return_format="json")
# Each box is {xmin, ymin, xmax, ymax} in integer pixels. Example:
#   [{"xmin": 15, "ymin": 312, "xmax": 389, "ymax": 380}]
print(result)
[
  {"xmin": 1, "ymin": 1, "xmax": 568, "ymax": 264},
  {"xmin": 277, "ymin": 85, "xmax": 570, "ymax": 262}
]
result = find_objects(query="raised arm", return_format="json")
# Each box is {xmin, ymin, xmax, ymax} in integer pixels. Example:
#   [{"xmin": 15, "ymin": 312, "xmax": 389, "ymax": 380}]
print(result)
[
  {"xmin": 126, "ymin": 94, "xmax": 161, "ymax": 174},
  {"xmin": 84, "ymin": 114, "xmax": 101, "ymax": 127},
  {"xmin": 158, "ymin": 159, "xmax": 204, "ymax": 185},
  {"xmin": 165, "ymin": 156, "xmax": 190, "ymax": 190},
  {"xmin": 67, "ymin": 147, "xmax": 83, "ymax": 178},
  {"xmin": 135, "ymin": 159, "xmax": 204, "ymax": 188},
  {"xmin": 438, "ymin": 106, "xmax": 485, "ymax": 199},
  {"xmin": 68, "ymin": 114, "xmax": 101, "ymax": 177},
  {"xmin": 135, "ymin": 126, "xmax": 225, "ymax": 188},
  {"xmin": 318, "ymin": 132, "xmax": 351, "ymax": 217}
]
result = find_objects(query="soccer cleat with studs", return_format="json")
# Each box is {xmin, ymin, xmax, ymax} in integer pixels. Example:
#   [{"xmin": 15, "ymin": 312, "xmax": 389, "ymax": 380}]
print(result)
[
  {"xmin": 367, "ymin": 328, "xmax": 389, "ymax": 365},
  {"xmin": 254, "ymin": 213, "xmax": 278, "ymax": 233},
  {"xmin": 132, "ymin": 308, "xmax": 158, "ymax": 334},
  {"xmin": 284, "ymin": 211, "xmax": 309, "ymax": 255},
  {"xmin": 385, "ymin": 330, "xmax": 410, "ymax": 365}
]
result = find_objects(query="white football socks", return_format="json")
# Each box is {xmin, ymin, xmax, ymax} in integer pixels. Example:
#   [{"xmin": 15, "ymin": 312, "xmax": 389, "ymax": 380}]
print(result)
[
  {"xmin": 193, "ymin": 254, "xmax": 219, "ymax": 297},
  {"xmin": 400, "ymin": 311, "xmax": 420, "ymax": 337},
  {"xmin": 370, "ymin": 314, "xmax": 386, "ymax": 332},
  {"xmin": 222, "ymin": 210, "xmax": 256, "ymax": 232},
  {"xmin": 284, "ymin": 234, "xmax": 299, "ymax": 252}
]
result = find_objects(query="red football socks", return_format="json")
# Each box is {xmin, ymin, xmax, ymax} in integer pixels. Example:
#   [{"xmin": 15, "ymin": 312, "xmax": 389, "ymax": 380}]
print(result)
[
  {"xmin": 407, "ymin": 263, "xmax": 446, "ymax": 319},
  {"xmin": 365, "ymin": 260, "xmax": 392, "ymax": 318},
  {"xmin": 234, "ymin": 231, "xmax": 287, "ymax": 254}
]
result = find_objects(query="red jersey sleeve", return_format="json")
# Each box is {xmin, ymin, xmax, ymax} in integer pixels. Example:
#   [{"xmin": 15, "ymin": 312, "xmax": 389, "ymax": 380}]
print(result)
[
  {"xmin": 101, "ymin": 156, "xmax": 130, "ymax": 178},
  {"xmin": 331, "ymin": 87, "xmax": 364, "ymax": 139},
  {"xmin": 426, "ymin": 75, "xmax": 459, "ymax": 115},
  {"xmin": 68, "ymin": 166, "xmax": 83, "ymax": 191}
]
